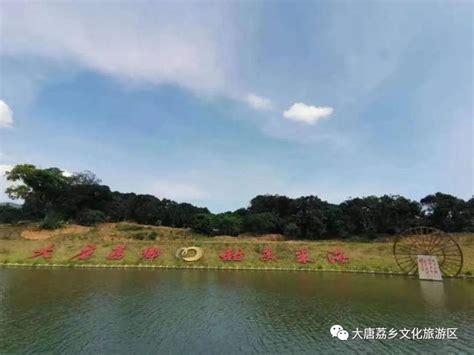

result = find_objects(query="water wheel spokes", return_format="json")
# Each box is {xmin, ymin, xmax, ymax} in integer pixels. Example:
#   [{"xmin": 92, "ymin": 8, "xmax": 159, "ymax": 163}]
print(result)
[{"xmin": 393, "ymin": 227, "xmax": 463, "ymax": 277}]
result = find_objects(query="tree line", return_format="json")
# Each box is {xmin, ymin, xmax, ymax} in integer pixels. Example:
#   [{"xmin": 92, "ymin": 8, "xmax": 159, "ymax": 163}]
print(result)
[{"xmin": 1, "ymin": 164, "xmax": 473, "ymax": 239}]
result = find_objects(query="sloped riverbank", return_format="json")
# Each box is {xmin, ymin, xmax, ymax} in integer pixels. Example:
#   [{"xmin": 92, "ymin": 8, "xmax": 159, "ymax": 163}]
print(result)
[{"xmin": 0, "ymin": 223, "xmax": 473, "ymax": 277}]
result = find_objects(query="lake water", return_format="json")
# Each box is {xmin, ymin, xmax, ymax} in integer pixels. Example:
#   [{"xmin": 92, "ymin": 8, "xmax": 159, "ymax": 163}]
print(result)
[{"xmin": 0, "ymin": 268, "xmax": 473, "ymax": 354}]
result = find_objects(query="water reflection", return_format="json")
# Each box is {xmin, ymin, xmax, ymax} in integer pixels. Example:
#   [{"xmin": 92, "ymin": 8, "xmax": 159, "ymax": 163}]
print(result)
[
  {"xmin": 0, "ymin": 268, "xmax": 473, "ymax": 354},
  {"xmin": 419, "ymin": 280, "xmax": 446, "ymax": 308}
]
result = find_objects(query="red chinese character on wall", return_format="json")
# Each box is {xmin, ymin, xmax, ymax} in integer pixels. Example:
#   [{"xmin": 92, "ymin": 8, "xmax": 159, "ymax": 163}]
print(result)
[
  {"xmin": 142, "ymin": 246, "xmax": 161, "ymax": 260},
  {"xmin": 219, "ymin": 248, "xmax": 234, "ymax": 261},
  {"xmin": 107, "ymin": 244, "xmax": 126, "ymax": 260},
  {"xmin": 260, "ymin": 247, "xmax": 276, "ymax": 261},
  {"xmin": 219, "ymin": 248, "xmax": 245, "ymax": 262},
  {"xmin": 30, "ymin": 244, "xmax": 55, "ymax": 259},
  {"xmin": 73, "ymin": 245, "xmax": 97, "ymax": 260},
  {"xmin": 327, "ymin": 248, "xmax": 349, "ymax": 264},
  {"xmin": 428, "ymin": 259, "xmax": 436, "ymax": 274},
  {"xmin": 420, "ymin": 258, "xmax": 427, "ymax": 273},
  {"xmin": 233, "ymin": 249, "xmax": 245, "ymax": 261},
  {"xmin": 296, "ymin": 249, "xmax": 314, "ymax": 264}
]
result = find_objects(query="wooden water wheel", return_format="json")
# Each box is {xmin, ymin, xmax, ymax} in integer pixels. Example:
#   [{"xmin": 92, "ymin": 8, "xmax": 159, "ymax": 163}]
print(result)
[{"xmin": 393, "ymin": 227, "xmax": 463, "ymax": 277}]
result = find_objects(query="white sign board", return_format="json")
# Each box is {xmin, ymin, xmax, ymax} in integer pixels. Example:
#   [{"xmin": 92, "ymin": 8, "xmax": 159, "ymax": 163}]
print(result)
[{"xmin": 417, "ymin": 255, "xmax": 443, "ymax": 281}]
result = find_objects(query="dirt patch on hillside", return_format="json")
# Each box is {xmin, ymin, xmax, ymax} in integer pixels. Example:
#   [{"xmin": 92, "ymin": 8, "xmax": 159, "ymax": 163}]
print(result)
[{"xmin": 21, "ymin": 225, "xmax": 91, "ymax": 240}]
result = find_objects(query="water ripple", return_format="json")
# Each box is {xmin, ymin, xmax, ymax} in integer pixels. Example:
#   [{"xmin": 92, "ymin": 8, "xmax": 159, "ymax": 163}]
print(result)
[{"xmin": 0, "ymin": 269, "xmax": 473, "ymax": 354}]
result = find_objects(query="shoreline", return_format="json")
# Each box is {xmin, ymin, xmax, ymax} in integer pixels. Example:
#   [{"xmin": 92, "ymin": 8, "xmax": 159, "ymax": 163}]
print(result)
[
  {"xmin": 1, "ymin": 261, "xmax": 473, "ymax": 279},
  {"xmin": 1, "ymin": 223, "xmax": 473, "ymax": 279}
]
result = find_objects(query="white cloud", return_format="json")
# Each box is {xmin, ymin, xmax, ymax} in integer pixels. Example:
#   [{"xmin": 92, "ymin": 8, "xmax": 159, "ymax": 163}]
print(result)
[
  {"xmin": 244, "ymin": 93, "xmax": 274, "ymax": 111},
  {"xmin": 0, "ymin": 2, "xmax": 236, "ymax": 96},
  {"xmin": 62, "ymin": 170, "xmax": 73, "ymax": 177},
  {"xmin": 0, "ymin": 100, "xmax": 14, "ymax": 128},
  {"xmin": 283, "ymin": 102, "xmax": 334, "ymax": 124},
  {"xmin": 151, "ymin": 180, "xmax": 207, "ymax": 201}
]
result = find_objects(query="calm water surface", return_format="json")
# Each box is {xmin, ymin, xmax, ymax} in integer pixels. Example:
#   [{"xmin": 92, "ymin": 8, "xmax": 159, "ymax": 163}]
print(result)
[{"xmin": 0, "ymin": 268, "xmax": 473, "ymax": 354}]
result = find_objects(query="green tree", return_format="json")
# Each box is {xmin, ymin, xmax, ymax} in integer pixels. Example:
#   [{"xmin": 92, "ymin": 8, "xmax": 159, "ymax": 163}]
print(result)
[
  {"xmin": 339, "ymin": 196, "xmax": 379, "ymax": 237},
  {"xmin": 214, "ymin": 214, "xmax": 243, "ymax": 236},
  {"xmin": 243, "ymin": 212, "xmax": 278, "ymax": 234},
  {"xmin": 5, "ymin": 164, "xmax": 71, "ymax": 217},
  {"xmin": 249, "ymin": 195, "xmax": 293, "ymax": 219},
  {"xmin": 3, "ymin": 164, "xmax": 112, "ymax": 226},
  {"xmin": 420, "ymin": 193, "xmax": 469, "ymax": 231},
  {"xmin": 376, "ymin": 195, "xmax": 421, "ymax": 234},
  {"xmin": 465, "ymin": 197, "xmax": 474, "ymax": 232},
  {"xmin": 76, "ymin": 209, "xmax": 107, "ymax": 226},
  {"xmin": 292, "ymin": 196, "xmax": 328, "ymax": 239},
  {"xmin": 191, "ymin": 213, "xmax": 215, "ymax": 235},
  {"xmin": 283, "ymin": 222, "xmax": 300, "ymax": 238},
  {"xmin": 0, "ymin": 205, "xmax": 24, "ymax": 224}
]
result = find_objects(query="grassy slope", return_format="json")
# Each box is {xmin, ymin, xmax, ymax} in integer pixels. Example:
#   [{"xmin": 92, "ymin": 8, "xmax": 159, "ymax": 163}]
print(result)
[{"xmin": 0, "ymin": 223, "xmax": 473, "ymax": 276}]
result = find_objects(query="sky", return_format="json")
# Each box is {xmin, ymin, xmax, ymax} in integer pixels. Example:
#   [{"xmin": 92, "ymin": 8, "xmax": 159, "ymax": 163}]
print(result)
[{"xmin": 0, "ymin": 0, "xmax": 472, "ymax": 212}]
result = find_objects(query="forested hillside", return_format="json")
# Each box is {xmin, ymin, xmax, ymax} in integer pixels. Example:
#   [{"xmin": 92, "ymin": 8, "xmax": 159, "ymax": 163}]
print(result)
[{"xmin": 1, "ymin": 164, "xmax": 472, "ymax": 239}]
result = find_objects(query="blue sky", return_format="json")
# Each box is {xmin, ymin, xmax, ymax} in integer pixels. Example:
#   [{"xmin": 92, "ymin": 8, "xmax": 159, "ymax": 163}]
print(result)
[{"xmin": 0, "ymin": 0, "xmax": 472, "ymax": 212}]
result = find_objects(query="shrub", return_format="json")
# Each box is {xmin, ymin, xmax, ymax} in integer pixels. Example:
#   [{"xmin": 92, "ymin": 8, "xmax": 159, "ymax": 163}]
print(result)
[
  {"xmin": 214, "ymin": 214, "xmax": 243, "ymax": 236},
  {"xmin": 191, "ymin": 213, "xmax": 214, "ymax": 235},
  {"xmin": 0, "ymin": 205, "xmax": 24, "ymax": 224},
  {"xmin": 243, "ymin": 213, "xmax": 278, "ymax": 234},
  {"xmin": 131, "ymin": 231, "xmax": 158, "ymax": 240},
  {"xmin": 147, "ymin": 231, "xmax": 158, "ymax": 240},
  {"xmin": 131, "ymin": 232, "xmax": 145, "ymax": 240},
  {"xmin": 284, "ymin": 223, "xmax": 300, "ymax": 238},
  {"xmin": 39, "ymin": 213, "xmax": 64, "ymax": 230},
  {"xmin": 76, "ymin": 209, "xmax": 107, "ymax": 226},
  {"xmin": 115, "ymin": 223, "xmax": 147, "ymax": 232}
]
